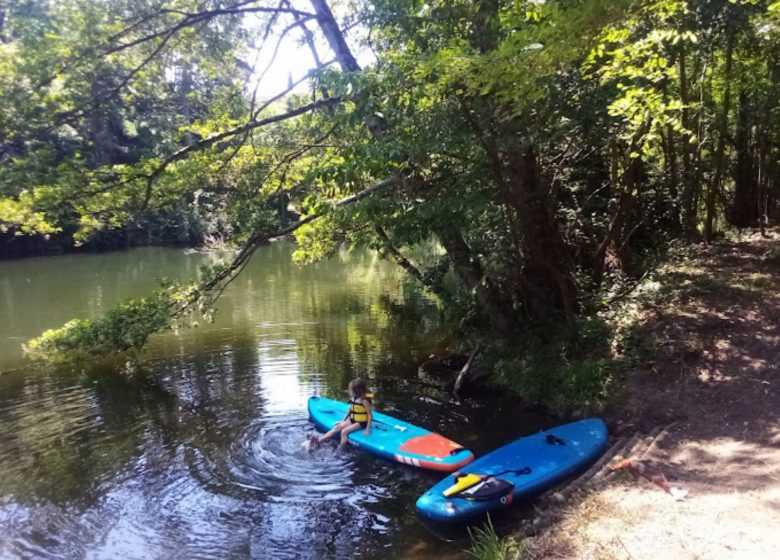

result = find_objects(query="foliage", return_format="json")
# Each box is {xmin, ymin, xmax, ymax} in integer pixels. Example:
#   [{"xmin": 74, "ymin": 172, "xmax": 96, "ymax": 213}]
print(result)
[
  {"xmin": 24, "ymin": 282, "xmax": 181, "ymax": 361},
  {"xmin": 492, "ymin": 316, "xmax": 617, "ymax": 415},
  {"xmin": 0, "ymin": 0, "xmax": 258, "ymax": 247},
  {"xmin": 0, "ymin": 0, "xmax": 777, "ymax": 369}
]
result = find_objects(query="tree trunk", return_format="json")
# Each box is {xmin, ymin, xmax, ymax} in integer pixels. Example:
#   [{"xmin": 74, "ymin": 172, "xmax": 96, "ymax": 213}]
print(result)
[
  {"xmin": 663, "ymin": 125, "xmax": 682, "ymax": 236},
  {"xmin": 436, "ymin": 226, "xmax": 514, "ymax": 334},
  {"xmin": 679, "ymin": 44, "xmax": 699, "ymax": 237},
  {"xmin": 309, "ymin": 0, "xmax": 360, "ymax": 72},
  {"xmin": 502, "ymin": 145, "xmax": 578, "ymax": 319},
  {"xmin": 730, "ymin": 90, "xmax": 758, "ymax": 228},
  {"xmin": 310, "ymin": 0, "xmax": 558, "ymax": 326},
  {"xmin": 312, "ymin": 0, "xmax": 577, "ymax": 322},
  {"xmin": 593, "ymin": 141, "xmax": 640, "ymax": 285},
  {"xmin": 374, "ymin": 226, "xmax": 447, "ymax": 298},
  {"xmin": 465, "ymin": 0, "xmax": 578, "ymax": 320},
  {"xmin": 704, "ymin": 32, "xmax": 735, "ymax": 243}
]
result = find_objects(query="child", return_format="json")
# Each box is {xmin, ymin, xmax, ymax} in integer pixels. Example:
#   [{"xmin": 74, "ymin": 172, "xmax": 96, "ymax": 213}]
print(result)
[{"xmin": 314, "ymin": 378, "xmax": 373, "ymax": 449}]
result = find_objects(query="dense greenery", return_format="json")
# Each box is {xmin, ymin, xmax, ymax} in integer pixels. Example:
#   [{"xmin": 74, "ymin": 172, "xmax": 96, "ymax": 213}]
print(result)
[{"xmin": 2, "ymin": 1, "xmax": 778, "ymax": 397}]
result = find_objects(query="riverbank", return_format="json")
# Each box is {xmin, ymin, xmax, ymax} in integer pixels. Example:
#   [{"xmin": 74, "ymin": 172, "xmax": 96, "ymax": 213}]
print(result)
[{"xmin": 526, "ymin": 229, "xmax": 780, "ymax": 559}]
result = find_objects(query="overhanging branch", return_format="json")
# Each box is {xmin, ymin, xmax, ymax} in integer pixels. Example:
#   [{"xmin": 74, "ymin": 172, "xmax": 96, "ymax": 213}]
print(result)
[
  {"xmin": 140, "ymin": 96, "xmax": 342, "ymax": 208},
  {"xmin": 177, "ymin": 176, "xmax": 403, "ymax": 316}
]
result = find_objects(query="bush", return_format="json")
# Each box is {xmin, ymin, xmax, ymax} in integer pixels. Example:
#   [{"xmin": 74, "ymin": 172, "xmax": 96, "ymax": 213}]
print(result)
[{"xmin": 492, "ymin": 317, "xmax": 616, "ymax": 415}]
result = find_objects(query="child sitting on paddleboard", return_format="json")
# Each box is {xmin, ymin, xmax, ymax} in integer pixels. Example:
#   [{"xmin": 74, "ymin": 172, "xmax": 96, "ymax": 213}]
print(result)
[{"xmin": 313, "ymin": 378, "xmax": 373, "ymax": 448}]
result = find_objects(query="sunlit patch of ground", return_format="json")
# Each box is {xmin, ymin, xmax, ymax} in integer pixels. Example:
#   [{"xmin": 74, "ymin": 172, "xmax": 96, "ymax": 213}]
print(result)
[{"xmin": 537, "ymin": 484, "xmax": 780, "ymax": 560}]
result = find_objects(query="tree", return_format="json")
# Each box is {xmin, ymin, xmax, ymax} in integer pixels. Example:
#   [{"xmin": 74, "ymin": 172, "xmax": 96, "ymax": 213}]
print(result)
[{"xmin": 1, "ymin": 0, "xmax": 777, "ymax": 363}]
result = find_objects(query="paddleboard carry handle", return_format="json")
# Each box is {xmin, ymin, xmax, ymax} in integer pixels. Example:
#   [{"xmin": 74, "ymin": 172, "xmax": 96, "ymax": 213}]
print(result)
[
  {"xmin": 545, "ymin": 434, "xmax": 566, "ymax": 445},
  {"xmin": 442, "ymin": 466, "xmax": 531, "ymax": 497},
  {"xmin": 443, "ymin": 473, "xmax": 483, "ymax": 497}
]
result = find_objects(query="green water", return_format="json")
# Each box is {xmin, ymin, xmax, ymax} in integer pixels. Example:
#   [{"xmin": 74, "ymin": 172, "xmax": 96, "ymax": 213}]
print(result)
[{"xmin": 0, "ymin": 244, "xmax": 548, "ymax": 560}]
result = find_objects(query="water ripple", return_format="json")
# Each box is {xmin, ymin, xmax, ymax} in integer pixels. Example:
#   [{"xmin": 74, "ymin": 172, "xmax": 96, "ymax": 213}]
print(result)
[{"xmin": 225, "ymin": 415, "xmax": 355, "ymax": 502}]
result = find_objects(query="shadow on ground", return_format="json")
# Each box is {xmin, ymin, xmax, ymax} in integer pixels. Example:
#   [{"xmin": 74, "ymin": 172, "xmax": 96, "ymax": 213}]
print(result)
[{"xmin": 610, "ymin": 232, "xmax": 779, "ymax": 484}]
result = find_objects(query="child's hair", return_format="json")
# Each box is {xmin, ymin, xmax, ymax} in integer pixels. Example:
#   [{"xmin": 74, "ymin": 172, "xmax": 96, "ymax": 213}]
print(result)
[{"xmin": 348, "ymin": 377, "xmax": 370, "ymax": 399}]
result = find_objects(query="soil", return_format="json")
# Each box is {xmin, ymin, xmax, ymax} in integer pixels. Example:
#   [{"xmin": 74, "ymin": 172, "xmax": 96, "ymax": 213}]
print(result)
[{"xmin": 528, "ymin": 230, "xmax": 780, "ymax": 560}]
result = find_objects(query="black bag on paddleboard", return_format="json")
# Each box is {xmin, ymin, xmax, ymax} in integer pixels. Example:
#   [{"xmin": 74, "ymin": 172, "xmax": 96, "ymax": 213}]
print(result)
[{"xmin": 454, "ymin": 477, "xmax": 515, "ymax": 500}]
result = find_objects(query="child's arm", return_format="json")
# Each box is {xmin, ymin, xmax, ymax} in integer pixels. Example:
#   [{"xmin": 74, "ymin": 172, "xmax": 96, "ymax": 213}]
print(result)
[{"xmin": 363, "ymin": 400, "xmax": 373, "ymax": 435}]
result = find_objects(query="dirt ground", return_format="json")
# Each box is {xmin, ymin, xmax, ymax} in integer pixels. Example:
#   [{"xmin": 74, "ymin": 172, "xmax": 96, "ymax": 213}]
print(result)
[{"xmin": 528, "ymin": 230, "xmax": 780, "ymax": 560}]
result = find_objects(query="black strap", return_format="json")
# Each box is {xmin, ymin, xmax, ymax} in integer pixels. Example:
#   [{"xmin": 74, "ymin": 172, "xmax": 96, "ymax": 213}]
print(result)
[
  {"xmin": 460, "ymin": 477, "xmax": 515, "ymax": 500},
  {"xmin": 546, "ymin": 434, "xmax": 566, "ymax": 446},
  {"xmin": 454, "ymin": 466, "xmax": 531, "ymax": 481},
  {"xmin": 492, "ymin": 466, "xmax": 532, "ymax": 477}
]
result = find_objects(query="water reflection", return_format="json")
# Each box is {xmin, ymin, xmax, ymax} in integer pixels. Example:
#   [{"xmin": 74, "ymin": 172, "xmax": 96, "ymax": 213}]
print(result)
[{"xmin": 0, "ymin": 243, "xmax": 550, "ymax": 559}]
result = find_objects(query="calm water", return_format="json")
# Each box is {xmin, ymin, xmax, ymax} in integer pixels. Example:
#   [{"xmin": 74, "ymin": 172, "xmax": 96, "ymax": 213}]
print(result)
[{"xmin": 0, "ymin": 244, "xmax": 549, "ymax": 560}]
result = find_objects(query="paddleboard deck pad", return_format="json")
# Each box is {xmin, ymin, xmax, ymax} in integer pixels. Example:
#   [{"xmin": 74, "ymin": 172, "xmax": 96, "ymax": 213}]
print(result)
[
  {"xmin": 308, "ymin": 396, "xmax": 474, "ymax": 472},
  {"xmin": 416, "ymin": 418, "xmax": 608, "ymax": 522}
]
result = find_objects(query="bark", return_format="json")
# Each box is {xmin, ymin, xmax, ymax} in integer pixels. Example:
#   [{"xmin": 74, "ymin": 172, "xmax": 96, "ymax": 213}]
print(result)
[
  {"xmin": 704, "ymin": 32, "xmax": 735, "ymax": 243},
  {"xmin": 471, "ymin": 0, "xmax": 500, "ymax": 53},
  {"xmin": 757, "ymin": 126, "xmax": 768, "ymax": 235},
  {"xmin": 504, "ymin": 145, "xmax": 578, "ymax": 319},
  {"xmin": 147, "ymin": 97, "xmax": 340, "ymax": 181},
  {"xmin": 284, "ymin": 0, "xmax": 331, "ymax": 100},
  {"xmin": 679, "ymin": 43, "xmax": 699, "ymax": 237},
  {"xmin": 464, "ymin": 0, "xmax": 578, "ymax": 321},
  {"xmin": 374, "ymin": 226, "xmax": 447, "ymax": 298},
  {"xmin": 730, "ymin": 90, "xmax": 759, "ymax": 228},
  {"xmin": 309, "ymin": 0, "xmax": 360, "ymax": 72},
  {"xmin": 592, "ymin": 141, "xmax": 640, "ymax": 285},
  {"xmin": 278, "ymin": 191, "xmax": 290, "ymax": 226},
  {"xmin": 662, "ymin": 125, "xmax": 682, "ymax": 236},
  {"xmin": 691, "ymin": 55, "xmax": 710, "ymax": 235},
  {"xmin": 453, "ymin": 345, "xmax": 483, "ymax": 396},
  {"xmin": 89, "ymin": 77, "xmax": 131, "ymax": 168},
  {"xmin": 436, "ymin": 226, "xmax": 514, "ymax": 334},
  {"xmin": 473, "ymin": 120, "xmax": 578, "ymax": 320},
  {"xmin": 312, "ymin": 0, "xmax": 576, "ymax": 323},
  {"xmin": 309, "ymin": 0, "xmax": 511, "ymax": 330},
  {"xmin": 661, "ymin": 71, "xmax": 681, "ymax": 235},
  {"xmin": 757, "ymin": 48, "xmax": 780, "ymax": 232}
]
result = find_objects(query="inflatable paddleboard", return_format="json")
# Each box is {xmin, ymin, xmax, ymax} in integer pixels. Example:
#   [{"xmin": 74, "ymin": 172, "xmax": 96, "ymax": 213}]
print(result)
[
  {"xmin": 416, "ymin": 418, "xmax": 608, "ymax": 522},
  {"xmin": 308, "ymin": 396, "xmax": 474, "ymax": 472}
]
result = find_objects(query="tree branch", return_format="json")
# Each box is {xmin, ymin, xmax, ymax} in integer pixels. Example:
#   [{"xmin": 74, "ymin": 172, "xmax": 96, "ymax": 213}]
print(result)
[
  {"xmin": 108, "ymin": 5, "xmax": 315, "ymax": 56},
  {"xmin": 143, "ymin": 96, "xmax": 342, "ymax": 200},
  {"xmin": 179, "ymin": 176, "xmax": 403, "ymax": 316}
]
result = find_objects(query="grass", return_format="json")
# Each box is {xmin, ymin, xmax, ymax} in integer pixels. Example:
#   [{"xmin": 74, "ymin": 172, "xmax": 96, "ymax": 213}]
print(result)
[{"xmin": 467, "ymin": 517, "xmax": 528, "ymax": 560}]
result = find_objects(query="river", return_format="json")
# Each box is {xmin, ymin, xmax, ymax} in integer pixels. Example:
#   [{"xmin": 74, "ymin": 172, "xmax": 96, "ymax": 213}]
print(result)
[{"xmin": 0, "ymin": 243, "xmax": 548, "ymax": 559}]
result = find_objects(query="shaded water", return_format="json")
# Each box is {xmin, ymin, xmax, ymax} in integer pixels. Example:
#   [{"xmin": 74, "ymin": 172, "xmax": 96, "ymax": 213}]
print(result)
[{"xmin": 0, "ymin": 244, "xmax": 549, "ymax": 559}]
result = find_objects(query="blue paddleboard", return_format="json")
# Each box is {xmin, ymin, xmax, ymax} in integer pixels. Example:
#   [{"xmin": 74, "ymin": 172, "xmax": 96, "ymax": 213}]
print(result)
[
  {"xmin": 416, "ymin": 418, "xmax": 608, "ymax": 522},
  {"xmin": 308, "ymin": 396, "xmax": 474, "ymax": 472}
]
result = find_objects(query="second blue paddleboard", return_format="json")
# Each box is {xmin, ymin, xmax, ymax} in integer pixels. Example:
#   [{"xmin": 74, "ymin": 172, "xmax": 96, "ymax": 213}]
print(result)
[{"xmin": 416, "ymin": 418, "xmax": 608, "ymax": 522}]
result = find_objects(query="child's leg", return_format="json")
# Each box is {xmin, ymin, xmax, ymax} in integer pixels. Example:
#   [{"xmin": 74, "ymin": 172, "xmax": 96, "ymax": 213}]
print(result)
[
  {"xmin": 338, "ymin": 422, "xmax": 362, "ymax": 449},
  {"xmin": 317, "ymin": 419, "xmax": 350, "ymax": 443}
]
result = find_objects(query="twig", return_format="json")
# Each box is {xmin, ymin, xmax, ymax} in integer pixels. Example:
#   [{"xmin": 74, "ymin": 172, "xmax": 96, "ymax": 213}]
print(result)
[
  {"xmin": 453, "ymin": 345, "xmax": 482, "ymax": 396},
  {"xmin": 616, "ymin": 536, "xmax": 637, "ymax": 560}
]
